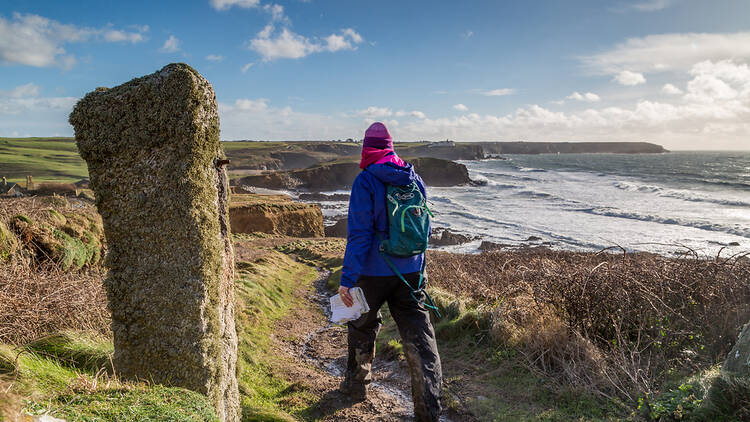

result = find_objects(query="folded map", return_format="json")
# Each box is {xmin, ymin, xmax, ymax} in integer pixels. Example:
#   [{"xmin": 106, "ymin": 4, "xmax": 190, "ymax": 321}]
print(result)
[{"xmin": 329, "ymin": 287, "xmax": 370, "ymax": 324}]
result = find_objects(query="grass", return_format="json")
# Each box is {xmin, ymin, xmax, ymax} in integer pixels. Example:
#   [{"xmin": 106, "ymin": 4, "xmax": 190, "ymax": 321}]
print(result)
[
  {"xmin": 373, "ymin": 292, "xmax": 630, "ymax": 421},
  {"xmin": 0, "ymin": 137, "xmax": 87, "ymax": 185},
  {"xmin": 0, "ymin": 332, "xmax": 217, "ymax": 421},
  {"xmin": 234, "ymin": 251, "xmax": 320, "ymax": 421}
]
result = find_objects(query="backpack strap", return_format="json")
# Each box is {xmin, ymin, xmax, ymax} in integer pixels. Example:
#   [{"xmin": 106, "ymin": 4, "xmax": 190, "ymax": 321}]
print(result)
[{"xmin": 378, "ymin": 249, "xmax": 441, "ymax": 318}]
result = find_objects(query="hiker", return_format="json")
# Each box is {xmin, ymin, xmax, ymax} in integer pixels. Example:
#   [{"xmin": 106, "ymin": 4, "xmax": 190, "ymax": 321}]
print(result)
[{"xmin": 338, "ymin": 122, "xmax": 442, "ymax": 421}]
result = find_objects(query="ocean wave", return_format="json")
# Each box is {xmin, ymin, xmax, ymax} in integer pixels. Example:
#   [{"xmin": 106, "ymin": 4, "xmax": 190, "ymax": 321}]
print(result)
[
  {"xmin": 576, "ymin": 207, "xmax": 750, "ymax": 238},
  {"xmin": 470, "ymin": 169, "xmax": 538, "ymax": 182},
  {"xmin": 515, "ymin": 190, "xmax": 553, "ymax": 199},
  {"xmin": 444, "ymin": 210, "xmax": 524, "ymax": 230},
  {"xmin": 519, "ymin": 167, "xmax": 547, "ymax": 173},
  {"xmin": 614, "ymin": 181, "xmax": 750, "ymax": 208}
]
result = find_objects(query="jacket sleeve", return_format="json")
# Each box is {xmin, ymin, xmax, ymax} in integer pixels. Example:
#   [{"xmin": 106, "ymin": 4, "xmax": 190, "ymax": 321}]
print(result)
[{"xmin": 340, "ymin": 174, "xmax": 374, "ymax": 288}]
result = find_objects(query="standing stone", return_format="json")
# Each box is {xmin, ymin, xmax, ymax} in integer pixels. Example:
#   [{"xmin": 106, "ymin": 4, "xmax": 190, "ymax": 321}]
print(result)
[
  {"xmin": 69, "ymin": 63, "xmax": 239, "ymax": 421},
  {"xmin": 723, "ymin": 322, "xmax": 750, "ymax": 377}
]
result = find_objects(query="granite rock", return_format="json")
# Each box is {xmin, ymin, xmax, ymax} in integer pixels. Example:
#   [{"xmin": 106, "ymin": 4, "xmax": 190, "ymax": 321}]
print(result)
[{"xmin": 69, "ymin": 63, "xmax": 239, "ymax": 421}]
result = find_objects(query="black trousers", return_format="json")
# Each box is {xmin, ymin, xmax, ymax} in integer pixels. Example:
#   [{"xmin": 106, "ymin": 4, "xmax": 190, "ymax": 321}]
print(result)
[{"xmin": 346, "ymin": 272, "xmax": 443, "ymax": 422}]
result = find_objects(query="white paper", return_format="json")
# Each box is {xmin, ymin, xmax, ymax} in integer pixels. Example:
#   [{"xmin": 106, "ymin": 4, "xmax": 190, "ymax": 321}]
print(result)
[{"xmin": 329, "ymin": 287, "xmax": 370, "ymax": 324}]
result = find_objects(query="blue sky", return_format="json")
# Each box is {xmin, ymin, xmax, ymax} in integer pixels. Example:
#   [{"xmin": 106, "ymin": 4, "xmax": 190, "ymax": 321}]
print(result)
[{"xmin": 1, "ymin": 0, "xmax": 750, "ymax": 150}]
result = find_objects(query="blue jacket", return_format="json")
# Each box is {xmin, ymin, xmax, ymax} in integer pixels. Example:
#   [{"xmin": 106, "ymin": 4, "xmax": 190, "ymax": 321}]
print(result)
[{"xmin": 340, "ymin": 162, "xmax": 428, "ymax": 288}]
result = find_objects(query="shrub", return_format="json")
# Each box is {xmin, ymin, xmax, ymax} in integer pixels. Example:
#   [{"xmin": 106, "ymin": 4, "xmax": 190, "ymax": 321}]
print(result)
[{"xmin": 426, "ymin": 249, "xmax": 750, "ymax": 402}]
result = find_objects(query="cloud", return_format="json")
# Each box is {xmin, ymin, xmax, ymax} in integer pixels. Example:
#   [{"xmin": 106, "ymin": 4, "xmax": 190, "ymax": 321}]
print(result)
[
  {"xmin": 661, "ymin": 83, "xmax": 683, "ymax": 95},
  {"xmin": 263, "ymin": 3, "xmax": 288, "ymax": 23},
  {"xmin": 482, "ymin": 88, "xmax": 515, "ymax": 97},
  {"xmin": 566, "ymin": 91, "xmax": 601, "ymax": 102},
  {"xmin": 614, "ymin": 70, "xmax": 646, "ymax": 86},
  {"xmin": 0, "ymin": 13, "xmax": 148, "ymax": 69},
  {"xmin": 209, "ymin": 0, "xmax": 261, "ymax": 11},
  {"xmin": 395, "ymin": 110, "xmax": 426, "ymax": 119},
  {"xmin": 249, "ymin": 26, "xmax": 363, "ymax": 61},
  {"xmin": 461, "ymin": 30, "xmax": 473, "ymax": 39},
  {"xmin": 186, "ymin": 60, "xmax": 750, "ymax": 149},
  {"xmin": 396, "ymin": 60, "xmax": 750, "ymax": 149},
  {"xmin": 241, "ymin": 62, "xmax": 255, "ymax": 73},
  {"xmin": 234, "ymin": 98, "xmax": 268, "ymax": 112},
  {"xmin": 0, "ymin": 83, "xmax": 40, "ymax": 98},
  {"xmin": 206, "ymin": 54, "xmax": 224, "ymax": 62},
  {"xmin": 629, "ymin": 0, "xmax": 675, "ymax": 12},
  {"xmin": 453, "ymin": 103, "xmax": 468, "ymax": 111},
  {"xmin": 581, "ymin": 32, "xmax": 750, "ymax": 77},
  {"xmin": 219, "ymin": 98, "xmax": 360, "ymax": 141},
  {"xmin": 357, "ymin": 106, "xmax": 392, "ymax": 118},
  {"xmin": 160, "ymin": 35, "xmax": 180, "ymax": 53}
]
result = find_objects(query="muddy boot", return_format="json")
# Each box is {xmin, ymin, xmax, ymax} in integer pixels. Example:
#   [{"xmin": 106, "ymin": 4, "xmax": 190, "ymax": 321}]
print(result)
[{"xmin": 339, "ymin": 376, "xmax": 368, "ymax": 401}]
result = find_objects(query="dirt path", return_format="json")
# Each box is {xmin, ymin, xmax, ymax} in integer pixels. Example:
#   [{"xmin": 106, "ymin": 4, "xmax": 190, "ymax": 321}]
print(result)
[{"xmin": 272, "ymin": 267, "xmax": 466, "ymax": 421}]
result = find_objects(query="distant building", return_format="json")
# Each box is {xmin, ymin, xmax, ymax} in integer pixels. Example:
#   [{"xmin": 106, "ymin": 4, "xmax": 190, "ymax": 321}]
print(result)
[
  {"xmin": 428, "ymin": 140, "xmax": 455, "ymax": 147},
  {"xmin": 1, "ymin": 177, "xmax": 21, "ymax": 196}
]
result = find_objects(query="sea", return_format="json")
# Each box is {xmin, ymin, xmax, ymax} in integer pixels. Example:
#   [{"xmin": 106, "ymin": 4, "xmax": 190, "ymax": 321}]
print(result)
[{"xmin": 309, "ymin": 151, "xmax": 750, "ymax": 256}]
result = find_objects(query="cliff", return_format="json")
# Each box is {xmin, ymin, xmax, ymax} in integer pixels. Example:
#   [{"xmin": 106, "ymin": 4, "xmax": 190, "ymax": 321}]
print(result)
[
  {"xmin": 234, "ymin": 157, "xmax": 473, "ymax": 191},
  {"xmin": 229, "ymin": 194, "xmax": 324, "ymax": 237}
]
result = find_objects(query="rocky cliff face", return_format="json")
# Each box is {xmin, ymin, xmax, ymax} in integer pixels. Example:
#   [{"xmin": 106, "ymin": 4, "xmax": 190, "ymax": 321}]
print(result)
[
  {"xmin": 410, "ymin": 157, "xmax": 472, "ymax": 186},
  {"xmin": 235, "ymin": 158, "xmax": 473, "ymax": 191},
  {"xmin": 230, "ymin": 194, "xmax": 324, "ymax": 237}
]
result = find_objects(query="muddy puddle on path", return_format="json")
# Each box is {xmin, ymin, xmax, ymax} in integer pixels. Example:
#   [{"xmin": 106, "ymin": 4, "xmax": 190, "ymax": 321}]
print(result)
[{"xmin": 276, "ymin": 267, "xmax": 460, "ymax": 421}]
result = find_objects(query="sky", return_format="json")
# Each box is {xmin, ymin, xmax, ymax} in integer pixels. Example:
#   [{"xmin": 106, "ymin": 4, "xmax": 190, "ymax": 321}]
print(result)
[{"xmin": 1, "ymin": 0, "xmax": 750, "ymax": 150}]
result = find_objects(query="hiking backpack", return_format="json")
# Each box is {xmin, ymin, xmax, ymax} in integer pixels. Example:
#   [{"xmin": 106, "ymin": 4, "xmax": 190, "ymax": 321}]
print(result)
[
  {"xmin": 373, "ymin": 177, "xmax": 441, "ymax": 317},
  {"xmin": 380, "ymin": 182, "xmax": 433, "ymax": 257}
]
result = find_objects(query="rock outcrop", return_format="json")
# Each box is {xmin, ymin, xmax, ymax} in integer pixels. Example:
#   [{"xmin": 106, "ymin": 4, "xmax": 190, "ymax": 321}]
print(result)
[
  {"xmin": 230, "ymin": 194, "xmax": 324, "ymax": 237},
  {"xmin": 723, "ymin": 322, "xmax": 750, "ymax": 377},
  {"xmin": 69, "ymin": 63, "xmax": 239, "ymax": 421},
  {"xmin": 410, "ymin": 157, "xmax": 472, "ymax": 187},
  {"xmin": 429, "ymin": 228, "xmax": 473, "ymax": 246},
  {"xmin": 235, "ymin": 158, "xmax": 473, "ymax": 191},
  {"xmin": 324, "ymin": 217, "xmax": 348, "ymax": 238}
]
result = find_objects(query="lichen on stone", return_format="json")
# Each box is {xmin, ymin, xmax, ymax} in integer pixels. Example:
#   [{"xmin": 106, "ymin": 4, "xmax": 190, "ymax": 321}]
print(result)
[{"xmin": 69, "ymin": 63, "xmax": 239, "ymax": 422}]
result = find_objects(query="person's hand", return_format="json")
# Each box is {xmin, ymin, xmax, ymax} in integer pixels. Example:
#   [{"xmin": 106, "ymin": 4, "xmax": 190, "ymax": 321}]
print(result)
[{"xmin": 338, "ymin": 286, "xmax": 354, "ymax": 307}]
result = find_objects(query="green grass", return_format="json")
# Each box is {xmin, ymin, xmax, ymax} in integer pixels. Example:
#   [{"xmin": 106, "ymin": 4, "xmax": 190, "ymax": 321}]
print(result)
[
  {"xmin": 0, "ymin": 332, "xmax": 217, "ymax": 421},
  {"xmin": 26, "ymin": 386, "xmax": 218, "ymax": 421},
  {"xmin": 0, "ymin": 137, "xmax": 87, "ymax": 184},
  {"xmin": 234, "ymin": 252, "xmax": 319, "ymax": 421}
]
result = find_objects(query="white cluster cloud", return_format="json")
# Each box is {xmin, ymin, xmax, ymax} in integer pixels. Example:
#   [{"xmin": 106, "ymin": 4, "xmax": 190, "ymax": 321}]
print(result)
[
  {"xmin": 566, "ymin": 91, "xmax": 600, "ymax": 102},
  {"xmin": 482, "ymin": 88, "xmax": 515, "ymax": 97},
  {"xmin": 0, "ymin": 83, "xmax": 40, "ymax": 98},
  {"xmin": 206, "ymin": 54, "xmax": 224, "ymax": 62},
  {"xmin": 241, "ymin": 62, "xmax": 255, "ymax": 73},
  {"xmin": 0, "ymin": 13, "xmax": 148, "ymax": 69},
  {"xmin": 661, "ymin": 83, "xmax": 683, "ymax": 95},
  {"xmin": 209, "ymin": 0, "xmax": 261, "ymax": 11},
  {"xmin": 355, "ymin": 107, "xmax": 425, "ymax": 120},
  {"xmin": 628, "ymin": 0, "xmax": 675, "ymax": 12},
  {"xmin": 614, "ymin": 70, "xmax": 646, "ymax": 86},
  {"xmin": 582, "ymin": 31, "xmax": 750, "ymax": 77},
  {"xmin": 453, "ymin": 104, "xmax": 468, "ymax": 111},
  {"xmin": 159, "ymin": 35, "xmax": 180, "ymax": 53},
  {"xmin": 249, "ymin": 26, "xmax": 364, "ymax": 61}
]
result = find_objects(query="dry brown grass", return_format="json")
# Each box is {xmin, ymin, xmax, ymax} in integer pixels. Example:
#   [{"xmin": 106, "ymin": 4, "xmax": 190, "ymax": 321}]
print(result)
[
  {"xmin": 427, "ymin": 248, "xmax": 750, "ymax": 401},
  {"xmin": 0, "ymin": 196, "xmax": 109, "ymax": 345},
  {"xmin": 0, "ymin": 262, "xmax": 110, "ymax": 345}
]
